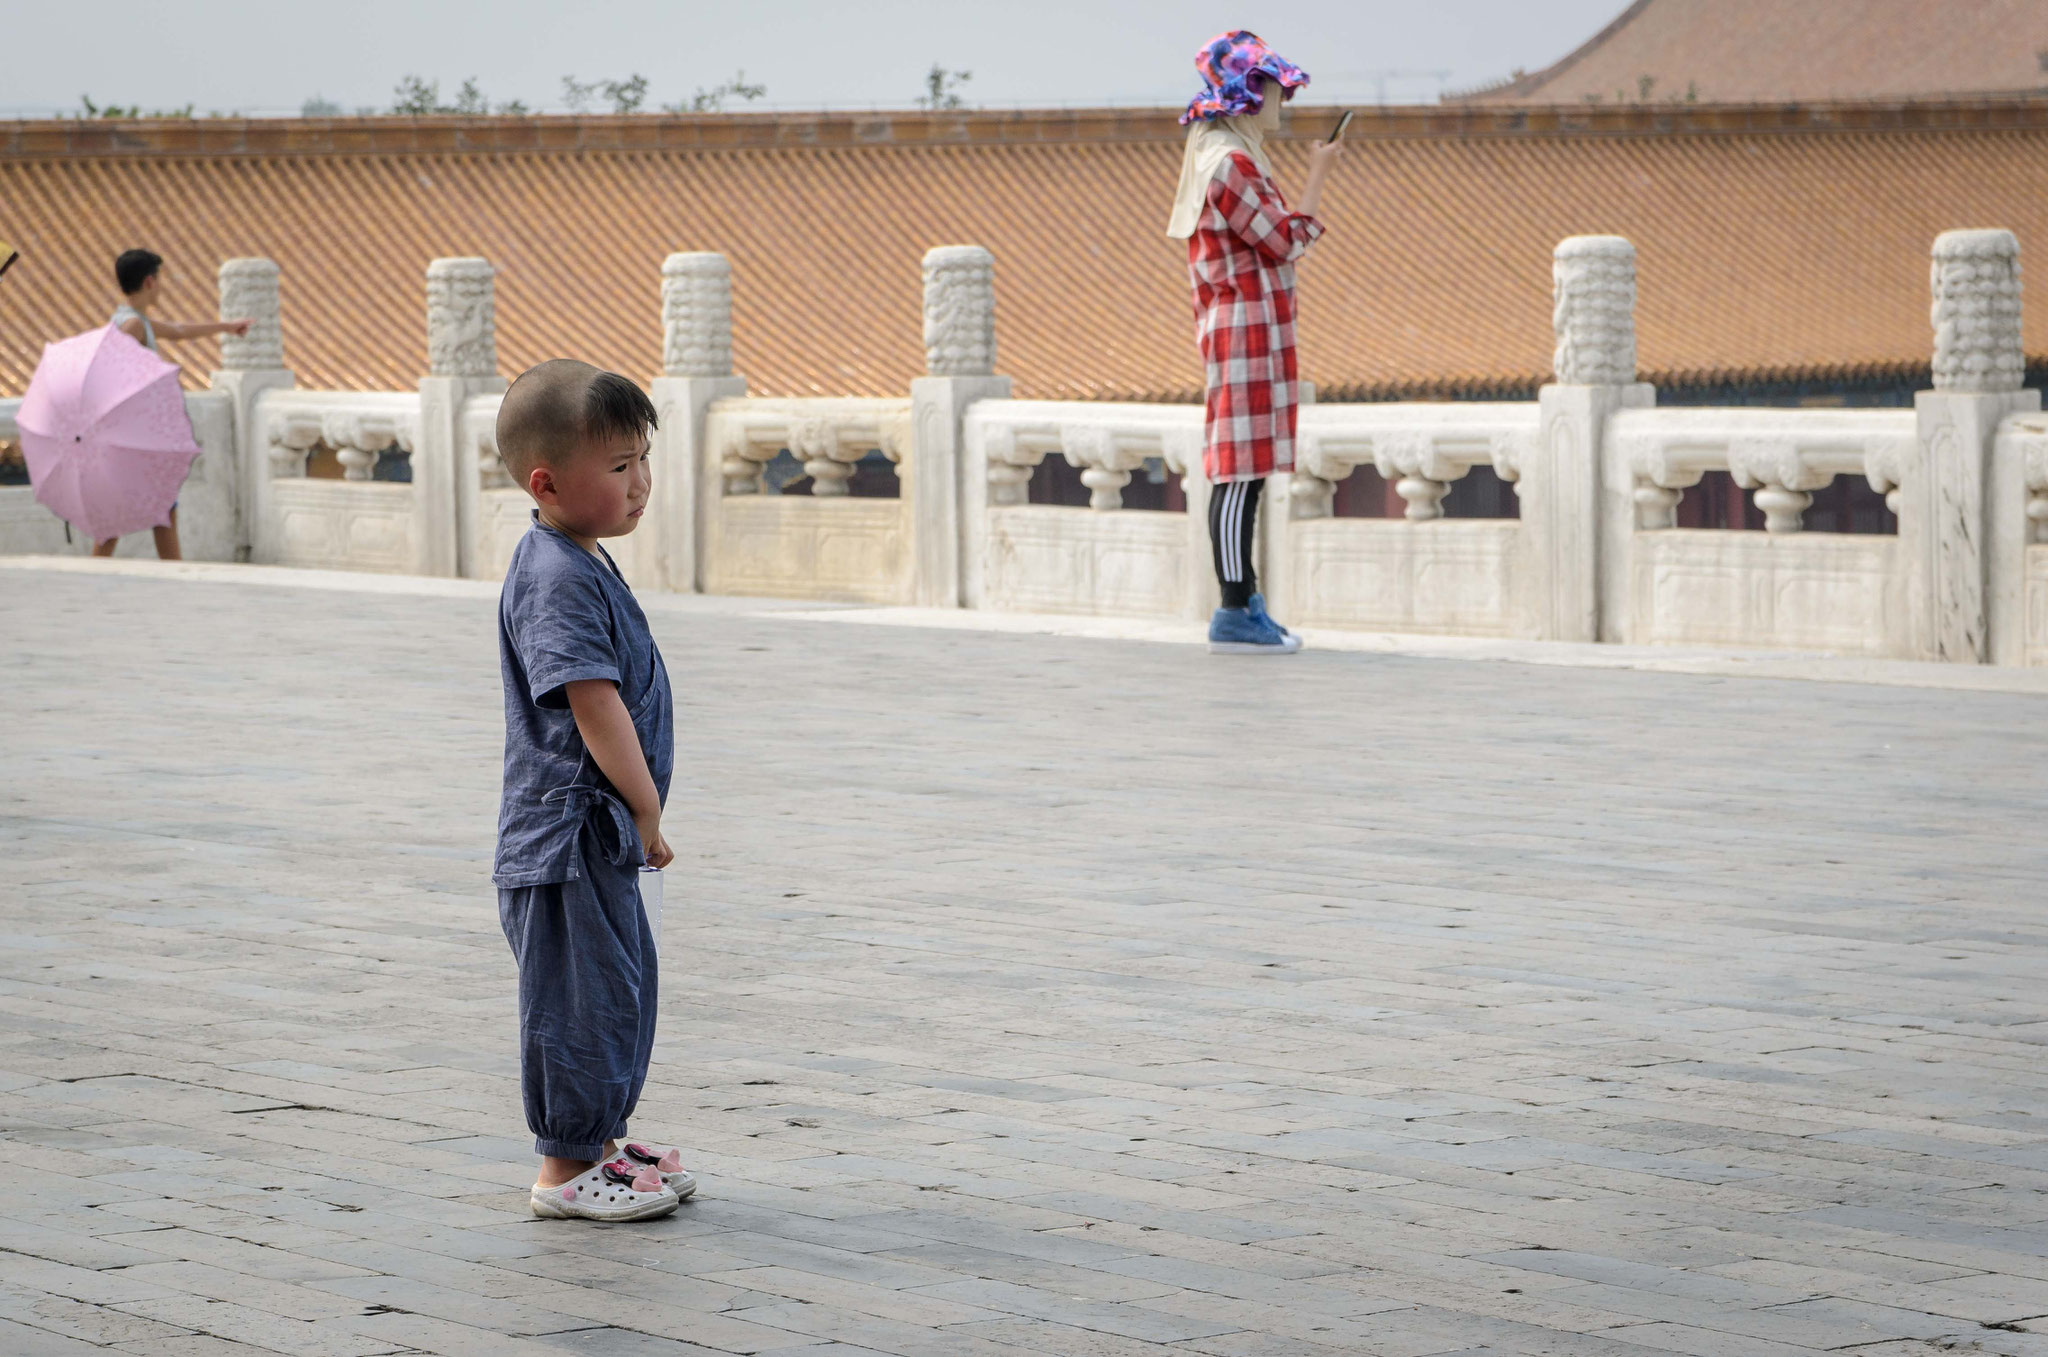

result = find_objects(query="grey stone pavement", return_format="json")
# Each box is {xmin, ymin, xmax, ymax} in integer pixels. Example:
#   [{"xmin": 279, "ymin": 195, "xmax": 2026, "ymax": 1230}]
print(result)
[{"xmin": 2, "ymin": 560, "xmax": 2046, "ymax": 1357}]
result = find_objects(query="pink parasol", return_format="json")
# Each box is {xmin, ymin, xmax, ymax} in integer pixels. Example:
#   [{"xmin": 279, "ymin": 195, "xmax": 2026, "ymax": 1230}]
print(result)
[{"xmin": 17, "ymin": 324, "xmax": 200, "ymax": 543}]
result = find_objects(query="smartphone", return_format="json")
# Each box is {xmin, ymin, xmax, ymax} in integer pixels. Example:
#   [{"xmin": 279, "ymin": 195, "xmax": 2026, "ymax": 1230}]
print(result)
[{"xmin": 1327, "ymin": 110, "xmax": 1355, "ymax": 143}]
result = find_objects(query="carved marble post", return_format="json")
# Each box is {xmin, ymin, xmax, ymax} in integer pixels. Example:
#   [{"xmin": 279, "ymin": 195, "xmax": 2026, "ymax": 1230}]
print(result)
[
  {"xmin": 422, "ymin": 257, "xmax": 506, "ymax": 579},
  {"xmin": 219, "ymin": 258, "xmax": 285, "ymax": 372},
  {"xmin": 1916, "ymin": 230, "xmax": 2040, "ymax": 663},
  {"xmin": 657, "ymin": 252, "xmax": 748, "ymax": 592},
  {"xmin": 916, "ymin": 245, "xmax": 1010, "ymax": 608},
  {"xmin": 1540, "ymin": 235, "xmax": 1654, "ymax": 643},
  {"xmin": 210, "ymin": 257, "xmax": 295, "ymax": 563}
]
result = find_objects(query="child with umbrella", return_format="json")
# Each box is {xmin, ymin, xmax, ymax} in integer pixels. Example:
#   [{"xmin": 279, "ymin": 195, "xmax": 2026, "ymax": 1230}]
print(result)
[
  {"xmin": 14, "ymin": 248, "xmax": 247, "ymax": 557},
  {"xmin": 99, "ymin": 248, "xmax": 252, "ymax": 559},
  {"xmin": 1166, "ymin": 30, "xmax": 1343, "ymax": 654}
]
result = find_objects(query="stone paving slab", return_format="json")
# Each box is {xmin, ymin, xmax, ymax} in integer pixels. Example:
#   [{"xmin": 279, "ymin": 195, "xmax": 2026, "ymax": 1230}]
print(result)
[{"xmin": 1, "ymin": 560, "xmax": 2045, "ymax": 1356}]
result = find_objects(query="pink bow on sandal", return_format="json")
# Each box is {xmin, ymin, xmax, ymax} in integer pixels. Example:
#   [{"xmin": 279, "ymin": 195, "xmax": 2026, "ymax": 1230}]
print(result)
[
  {"xmin": 602, "ymin": 1159, "xmax": 665, "ymax": 1193},
  {"xmin": 625, "ymin": 1142, "xmax": 682, "ymax": 1174}
]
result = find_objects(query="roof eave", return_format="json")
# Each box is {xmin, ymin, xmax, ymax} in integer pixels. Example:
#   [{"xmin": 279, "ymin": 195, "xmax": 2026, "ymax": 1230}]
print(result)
[{"xmin": 12, "ymin": 96, "xmax": 2048, "ymax": 161}]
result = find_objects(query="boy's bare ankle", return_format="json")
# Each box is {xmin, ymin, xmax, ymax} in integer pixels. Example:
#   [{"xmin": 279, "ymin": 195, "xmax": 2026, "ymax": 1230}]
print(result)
[{"xmin": 536, "ymin": 1155, "xmax": 598, "ymax": 1189}]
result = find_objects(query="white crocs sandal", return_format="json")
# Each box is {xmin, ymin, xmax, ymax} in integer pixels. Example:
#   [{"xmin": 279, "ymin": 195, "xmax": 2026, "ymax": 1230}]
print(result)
[
  {"xmin": 531, "ymin": 1159, "xmax": 677, "ymax": 1221},
  {"xmin": 620, "ymin": 1141, "xmax": 698, "ymax": 1199}
]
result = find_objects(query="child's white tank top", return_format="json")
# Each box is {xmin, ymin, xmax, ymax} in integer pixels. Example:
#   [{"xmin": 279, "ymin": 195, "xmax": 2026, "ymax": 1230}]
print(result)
[{"xmin": 110, "ymin": 304, "xmax": 157, "ymax": 352}]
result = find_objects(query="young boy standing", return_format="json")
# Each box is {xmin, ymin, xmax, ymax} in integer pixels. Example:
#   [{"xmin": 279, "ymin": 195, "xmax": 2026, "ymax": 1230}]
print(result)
[
  {"xmin": 105, "ymin": 248, "xmax": 252, "ymax": 560},
  {"xmin": 494, "ymin": 358, "xmax": 696, "ymax": 1222}
]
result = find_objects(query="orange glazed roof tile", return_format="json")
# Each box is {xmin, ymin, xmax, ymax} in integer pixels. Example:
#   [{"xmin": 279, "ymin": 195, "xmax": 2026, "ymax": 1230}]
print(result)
[
  {"xmin": 1457, "ymin": 0, "xmax": 2048, "ymax": 105},
  {"xmin": 5, "ymin": 104, "xmax": 2048, "ymax": 403}
]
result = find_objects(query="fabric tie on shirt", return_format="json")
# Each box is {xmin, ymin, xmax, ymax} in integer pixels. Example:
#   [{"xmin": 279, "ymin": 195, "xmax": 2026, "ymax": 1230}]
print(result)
[{"xmin": 540, "ymin": 784, "xmax": 642, "ymax": 867}]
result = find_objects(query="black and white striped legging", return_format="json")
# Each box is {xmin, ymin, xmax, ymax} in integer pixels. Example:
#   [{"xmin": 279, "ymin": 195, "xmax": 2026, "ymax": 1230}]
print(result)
[{"xmin": 1208, "ymin": 477, "xmax": 1264, "ymax": 611}]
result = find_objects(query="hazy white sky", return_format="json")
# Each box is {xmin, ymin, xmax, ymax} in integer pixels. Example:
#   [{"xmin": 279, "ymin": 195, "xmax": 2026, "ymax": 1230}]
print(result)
[{"xmin": 7, "ymin": 0, "xmax": 1625, "ymax": 117}]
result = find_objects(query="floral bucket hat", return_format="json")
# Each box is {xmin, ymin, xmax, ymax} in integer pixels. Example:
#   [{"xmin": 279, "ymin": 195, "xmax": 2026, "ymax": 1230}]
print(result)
[{"xmin": 1180, "ymin": 30, "xmax": 1309, "ymax": 125}]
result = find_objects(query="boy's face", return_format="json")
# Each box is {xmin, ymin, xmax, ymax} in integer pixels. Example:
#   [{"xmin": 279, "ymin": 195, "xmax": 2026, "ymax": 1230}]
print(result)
[
  {"xmin": 528, "ymin": 429, "xmax": 652, "ymax": 540},
  {"xmin": 132, "ymin": 272, "xmax": 161, "ymax": 306}
]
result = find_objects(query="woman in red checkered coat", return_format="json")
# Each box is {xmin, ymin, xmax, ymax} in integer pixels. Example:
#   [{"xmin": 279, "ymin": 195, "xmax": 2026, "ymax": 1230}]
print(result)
[{"xmin": 1168, "ymin": 30, "xmax": 1344, "ymax": 654}]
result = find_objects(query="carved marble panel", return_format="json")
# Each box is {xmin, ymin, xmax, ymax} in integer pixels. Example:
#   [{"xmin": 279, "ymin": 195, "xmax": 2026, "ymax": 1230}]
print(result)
[
  {"xmin": 1288, "ymin": 518, "xmax": 1520, "ymax": 635},
  {"xmin": 706, "ymin": 496, "xmax": 912, "ymax": 604},
  {"xmin": 473, "ymin": 487, "xmax": 535, "ymax": 582},
  {"xmin": 2026, "ymin": 544, "xmax": 2048, "ymax": 666},
  {"xmin": 984, "ymin": 507, "xmax": 1187, "ymax": 617},
  {"xmin": 1631, "ymin": 529, "xmax": 1901, "ymax": 654},
  {"xmin": 269, "ymin": 481, "xmax": 418, "ymax": 573}
]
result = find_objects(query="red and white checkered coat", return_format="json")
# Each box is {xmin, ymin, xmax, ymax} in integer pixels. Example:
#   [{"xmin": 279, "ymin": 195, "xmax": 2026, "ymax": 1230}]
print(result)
[{"xmin": 1187, "ymin": 151, "xmax": 1325, "ymax": 483}]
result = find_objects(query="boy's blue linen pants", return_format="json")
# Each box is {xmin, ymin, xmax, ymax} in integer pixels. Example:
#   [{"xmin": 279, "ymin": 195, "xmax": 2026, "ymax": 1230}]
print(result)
[{"xmin": 498, "ymin": 824, "xmax": 658, "ymax": 1161}]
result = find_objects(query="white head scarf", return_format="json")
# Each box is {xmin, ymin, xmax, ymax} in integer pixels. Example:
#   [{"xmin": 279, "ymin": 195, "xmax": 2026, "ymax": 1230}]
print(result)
[{"xmin": 1165, "ymin": 97, "xmax": 1282, "ymax": 240}]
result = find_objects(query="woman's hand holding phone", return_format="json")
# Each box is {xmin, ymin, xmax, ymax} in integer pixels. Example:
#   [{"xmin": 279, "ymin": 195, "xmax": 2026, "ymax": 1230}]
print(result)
[
  {"xmin": 1311, "ymin": 109, "xmax": 1350, "ymax": 172},
  {"xmin": 1301, "ymin": 110, "xmax": 1348, "ymax": 218}
]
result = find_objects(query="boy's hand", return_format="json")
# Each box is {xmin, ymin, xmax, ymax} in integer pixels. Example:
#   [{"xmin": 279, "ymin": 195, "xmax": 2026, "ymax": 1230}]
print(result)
[
  {"xmin": 636, "ymin": 815, "xmax": 674, "ymax": 869},
  {"xmin": 563, "ymin": 679, "xmax": 669, "ymax": 869},
  {"xmin": 225, "ymin": 318, "xmax": 252, "ymax": 336}
]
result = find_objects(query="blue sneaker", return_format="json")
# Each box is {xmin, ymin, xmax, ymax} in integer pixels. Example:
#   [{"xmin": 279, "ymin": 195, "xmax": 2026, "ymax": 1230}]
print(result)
[
  {"xmin": 1209, "ymin": 606, "xmax": 1303, "ymax": 655},
  {"xmin": 1247, "ymin": 593, "xmax": 1291, "ymax": 638}
]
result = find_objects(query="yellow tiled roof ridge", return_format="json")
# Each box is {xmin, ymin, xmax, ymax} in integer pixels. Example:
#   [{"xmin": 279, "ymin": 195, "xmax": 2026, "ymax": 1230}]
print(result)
[{"xmin": 11, "ymin": 97, "xmax": 2048, "ymax": 160}]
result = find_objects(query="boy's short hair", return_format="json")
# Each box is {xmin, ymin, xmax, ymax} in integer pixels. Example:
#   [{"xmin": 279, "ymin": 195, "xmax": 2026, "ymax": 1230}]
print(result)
[
  {"xmin": 114, "ymin": 249, "xmax": 162, "ymax": 296},
  {"xmin": 496, "ymin": 360, "xmax": 659, "ymax": 487}
]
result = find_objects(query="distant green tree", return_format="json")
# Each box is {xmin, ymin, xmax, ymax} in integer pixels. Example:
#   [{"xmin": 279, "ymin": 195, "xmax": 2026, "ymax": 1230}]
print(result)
[
  {"xmin": 391, "ymin": 76, "xmax": 441, "ymax": 115},
  {"xmin": 666, "ymin": 70, "xmax": 767, "ymax": 114},
  {"xmin": 563, "ymin": 74, "xmax": 651, "ymax": 115},
  {"xmin": 917, "ymin": 64, "xmax": 972, "ymax": 111},
  {"xmin": 301, "ymin": 95, "xmax": 343, "ymax": 117},
  {"xmin": 78, "ymin": 94, "xmax": 195, "ymax": 119},
  {"xmin": 392, "ymin": 76, "xmax": 528, "ymax": 117},
  {"xmin": 608, "ymin": 74, "xmax": 648, "ymax": 114}
]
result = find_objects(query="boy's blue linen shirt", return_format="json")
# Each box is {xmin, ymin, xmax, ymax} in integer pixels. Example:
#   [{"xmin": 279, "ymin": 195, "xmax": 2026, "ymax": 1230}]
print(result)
[{"xmin": 495, "ymin": 514, "xmax": 674, "ymax": 888}]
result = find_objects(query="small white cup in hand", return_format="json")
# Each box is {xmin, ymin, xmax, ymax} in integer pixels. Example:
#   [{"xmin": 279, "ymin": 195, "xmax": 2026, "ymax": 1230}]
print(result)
[{"xmin": 637, "ymin": 867, "xmax": 662, "ymax": 956}]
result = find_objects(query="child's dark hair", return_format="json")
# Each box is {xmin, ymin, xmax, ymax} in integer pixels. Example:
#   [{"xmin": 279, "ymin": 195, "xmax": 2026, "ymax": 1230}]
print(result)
[
  {"xmin": 496, "ymin": 359, "xmax": 658, "ymax": 486},
  {"xmin": 114, "ymin": 249, "xmax": 162, "ymax": 296}
]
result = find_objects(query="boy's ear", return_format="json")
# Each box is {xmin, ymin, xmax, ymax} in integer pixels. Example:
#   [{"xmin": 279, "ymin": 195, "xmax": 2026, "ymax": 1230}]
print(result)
[{"xmin": 527, "ymin": 466, "xmax": 557, "ymax": 503}]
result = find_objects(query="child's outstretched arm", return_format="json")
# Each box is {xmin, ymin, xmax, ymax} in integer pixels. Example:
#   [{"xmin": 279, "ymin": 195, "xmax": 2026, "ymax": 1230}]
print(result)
[
  {"xmin": 149, "ymin": 317, "xmax": 253, "ymax": 342},
  {"xmin": 563, "ymin": 678, "xmax": 673, "ymax": 868}
]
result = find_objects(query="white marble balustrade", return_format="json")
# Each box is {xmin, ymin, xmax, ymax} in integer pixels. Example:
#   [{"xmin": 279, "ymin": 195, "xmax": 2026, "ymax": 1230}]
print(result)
[
  {"xmin": 1294, "ymin": 401, "xmax": 1536, "ymax": 521},
  {"xmin": 252, "ymin": 390, "xmax": 430, "ymax": 574},
  {"xmin": 698, "ymin": 397, "xmax": 917, "ymax": 604},
  {"xmin": 1272, "ymin": 403, "xmax": 1540, "ymax": 637},
  {"xmin": 1614, "ymin": 407, "xmax": 1915, "ymax": 532},
  {"xmin": 460, "ymin": 392, "xmax": 529, "ymax": 585},
  {"xmin": 1609, "ymin": 406, "xmax": 1920, "ymax": 655},
  {"xmin": 1993, "ymin": 412, "xmax": 2048, "ymax": 665},
  {"xmin": 971, "ymin": 400, "xmax": 1204, "ymax": 511},
  {"xmin": 709, "ymin": 397, "xmax": 912, "ymax": 498},
  {"xmin": 261, "ymin": 391, "xmax": 419, "ymax": 482},
  {"xmin": 963, "ymin": 401, "xmax": 1206, "ymax": 618},
  {"xmin": 5, "ymin": 231, "xmax": 2047, "ymax": 665}
]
